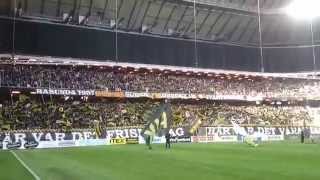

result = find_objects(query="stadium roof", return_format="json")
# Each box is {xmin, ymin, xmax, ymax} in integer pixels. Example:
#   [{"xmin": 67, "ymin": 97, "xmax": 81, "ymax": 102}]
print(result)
[
  {"xmin": 12, "ymin": 0, "xmax": 312, "ymax": 46},
  {"xmin": 2, "ymin": 0, "xmax": 320, "ymax": 73}
]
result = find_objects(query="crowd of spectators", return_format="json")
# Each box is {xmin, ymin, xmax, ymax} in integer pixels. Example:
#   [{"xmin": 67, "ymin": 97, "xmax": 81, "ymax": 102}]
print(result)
[
  {"xmin": 0, "ymin": 64, "xmax": 319, "ymax": 98},
  {"xmin": 0, "ymin": 95, "xmax": 311, "ymax": 131}
]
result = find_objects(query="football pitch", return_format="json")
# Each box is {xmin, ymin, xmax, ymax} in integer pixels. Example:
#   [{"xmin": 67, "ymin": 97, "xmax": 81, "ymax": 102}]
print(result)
[{"xmin": 1, "ymin": 142, "xmax": 320, "ymax": 180}]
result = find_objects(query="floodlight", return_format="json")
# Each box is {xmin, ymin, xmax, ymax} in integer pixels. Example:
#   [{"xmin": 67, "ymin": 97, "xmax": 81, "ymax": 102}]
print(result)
[{"xmin": 285, "ymin": 0, "xmax": 320, "ymax": 19}]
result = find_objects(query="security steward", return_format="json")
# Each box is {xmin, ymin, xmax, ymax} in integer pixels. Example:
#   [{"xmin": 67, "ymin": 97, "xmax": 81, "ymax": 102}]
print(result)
[{"xmin": 165, "ymin": 132, "xmax": 171, "ymax": 149}]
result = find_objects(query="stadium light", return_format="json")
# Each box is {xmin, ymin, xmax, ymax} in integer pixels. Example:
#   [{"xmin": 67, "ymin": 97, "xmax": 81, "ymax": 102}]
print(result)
[{"xmin": 285, "ymin": 0, "xmax": 320, "ymax": 19}]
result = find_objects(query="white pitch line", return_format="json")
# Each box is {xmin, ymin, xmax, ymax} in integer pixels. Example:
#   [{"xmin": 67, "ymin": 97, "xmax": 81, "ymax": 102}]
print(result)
[{"xmin": 10, "ymin": 150, "xmax": 41, "ymax": 180}]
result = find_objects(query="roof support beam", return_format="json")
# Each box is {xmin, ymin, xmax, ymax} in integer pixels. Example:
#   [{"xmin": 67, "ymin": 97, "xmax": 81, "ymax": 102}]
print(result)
[
  {"xmin": 89, "ymin": 0, "xmax": 93, "ymax": 14},
  {"xmin": 216, "ymin": 14, "xmax": 233, "ymax": 37},
  {"xmin": 196, "ymin": 9, "xmax": 212, "ymax": 33},
  {"xmin": 162, "ymin": 4, "xmax": 177, "ymax": 33},
  {"xmin": 40, "ymin": 0, "xmax": 45, "ymax": 15},
  {"xmin": 130, "ymin": 0, "xmax": 145, "ymax": 29},
  {"xmin": 236, "ymin": 0, "xmax": 271, "ymax": 42},
  {"xmin": 248, "ymin": 0, "xmax": 274, "ymax": 43},
  {"xmin": 126, "ymin": 0, "xmax": 139, "ymax": 29},
  {"xmin": 182, "ymin": 9, "xmax": 199, "ymax": 35},
  {"xmin": 152, "ymin": 0, "xmax": 167, "ymax": 28},
  {"xmin": 224, "ymin": 0, "xmax": 248, "ymax": 40},
  {"xmin": 261, "ymin": 0, "xmax": 280, "ymax": 41},
  {"xmin": 76, "ymin": 0, "xmax": 81, "ymax": 20},
  {"xmin": 206, "ymin": 11, "xmax": 224, "ymax": 37},
  {"xmin": 236, "ymin": 17, "xmax": 253, "ymax": 41},
  {"xmin": 101, "ymin": 0, "xmax": 108, "ymax": 20},
  {"xmin": 79, "ymin": 0, "xmax": 93, "ymax": 25},
  {"xmin": 139, "ymin": 1, "xmax": 152, "ymax": 29},
  {"xmin": 56, "ymin": 0, "xmax": 61, "ymax": 17},
  {"xmin": 174, "ymin": 6, "xmax": 189, "ymax": 32},
  {"xmin": 227, "ymin": 17, "xmax": 244, "ymax": 40},
  {"xmin": 166, "ymin": 0, "xmax": 256, "ymax": 16},
  {"xmin": 24, "ymin": 0, "xmax": 28, "ymax": 13},
  {"xmin": 73, "ymin": 0, "xmax": 78, "ymax": 13},
  {"xmin": 248, "ymin": 26, "xmax": 258, "ymax": 43},
  {"xmin": 117, "ymin": 0, "xmax": 124, "ymax": 20}
]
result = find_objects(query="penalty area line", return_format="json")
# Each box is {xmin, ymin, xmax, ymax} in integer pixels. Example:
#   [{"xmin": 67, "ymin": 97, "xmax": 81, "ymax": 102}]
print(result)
[{"xmin": 10, "ymin": 150, "xmax": 41, "ymax": 180}]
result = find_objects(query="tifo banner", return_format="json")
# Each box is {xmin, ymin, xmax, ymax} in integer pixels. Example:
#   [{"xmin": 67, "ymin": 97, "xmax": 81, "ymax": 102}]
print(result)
[
  {"xmin": 0, "ymin": 131, "xmax": 110, "ymax": 150},
  {"xmin": 34, "ymin": 88, "xmax": 95, "ymax": 96},
  {"xmin": 105, "ymin": 127, "xmax": 189, "ymax": 139},
  {"xmin": 193, "ymin": 126, "xmax": 320, "ymax": 143},
  {"xmin": 1, "ymin": 126, "xmax": 320, "ymax": 150},
  {"xmin": 31, "ymin": 89, "xmax": 264, "ymax": 100},
  {"xmin": 205, "ymin": 126, "xmax": 316, "ymax": 137},
  {"xmin": 124, "ymin": 91, "xmax": 263, "ymax": 101},
  {"xmin": 0, "ymin": 127, "xmax": 190, "ymax": 150}
]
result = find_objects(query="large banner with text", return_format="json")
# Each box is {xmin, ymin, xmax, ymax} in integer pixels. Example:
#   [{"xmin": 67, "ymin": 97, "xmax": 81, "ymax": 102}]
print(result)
[{"xmin": 1, "ymin": 126, "xmax": 320, "ymax": 150}]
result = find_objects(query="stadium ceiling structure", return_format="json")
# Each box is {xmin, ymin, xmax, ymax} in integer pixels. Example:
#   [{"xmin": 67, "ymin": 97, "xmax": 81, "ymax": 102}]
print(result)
[
  {"xmin": 5, "ymin": 0, "xmax": 313, "ymax": 46},
  {"xmin": 1, "ymin": 0, "xmax": 320, "ymax": 73}
]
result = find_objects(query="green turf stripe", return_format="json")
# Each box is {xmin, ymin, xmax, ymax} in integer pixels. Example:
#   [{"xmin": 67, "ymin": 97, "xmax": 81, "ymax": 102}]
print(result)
[
  {"xmin": 0, "ymin": 150, "xmax": 34, "ymax": 180},
  {"xmin": 11, "ymin": 151, "xmax": 41, "ymax": 180}
]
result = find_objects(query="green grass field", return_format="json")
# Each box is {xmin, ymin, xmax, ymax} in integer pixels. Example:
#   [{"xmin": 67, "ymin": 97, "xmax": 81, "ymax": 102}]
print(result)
[{"xmin": 1, "ymin": 142, "xmax": 320, "ymax": 180}]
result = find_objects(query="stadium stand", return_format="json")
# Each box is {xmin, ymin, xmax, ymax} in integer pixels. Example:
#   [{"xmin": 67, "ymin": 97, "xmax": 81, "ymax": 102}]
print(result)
[
  {"xmin": 0, "ymin": 64, "xmax": 319, "ymax": 99},
  {"xmin": 0, "ymin": 95, "xmax": 312, "ymax": 131}
]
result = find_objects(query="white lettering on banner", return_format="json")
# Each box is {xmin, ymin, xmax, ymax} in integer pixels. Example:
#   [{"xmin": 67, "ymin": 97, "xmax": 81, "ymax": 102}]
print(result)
[
  {"xmin": 3, "ymin": 134, "xmax": 12, "ymax": 142},
  {"xmin": 2, "ymin": 126, "xmax": 316, "ymax": 150},
  {"xmin": 160, "ymin": 93, "xmax": 189, "ymax": 99},
  {"xmin": 45, "ymin": 133, "xmax": 53, "ymax": 141},
  {"xmin": 169, "ymin": 128, "xmax": 185, "ymax": 137},
  {"xmin": 36, "ymin": 89, "xmax": 42, "ymax": 94},
  {"xmin": 206, "ymin": 127, "xmax": 215, "ymax": 136},
  {"xmin": 77, "ymin": 90, "xmax": 95, "ymax": 96},
  {"xmin": 257, "ymin": 127, "xmax": 265, "ymax": 134},
  {"xmin": 35, "ymin": 89, "xmax": 95, "ymax": 96},
  {"xmin": 175, "ymin": 128, "xmax": 184, "ymax": 136},
  {"xmin": 286, "ymin": 127, "xmax": 302, "ymax": 135},
  {"xmin": 14, "ymin": 133, "xmax": 26, "ymax": 144},
  {"xmin": 55, "ymin": 133, "xmax": 65, "ymax": 141},
  {"xmin": 106, "ymin": 129, "xmax": 144, "ymax": 138},
  {"xmin": 83, "ymin": 132, "xmax": 92, "ymax": 140},
  {"xmin": 115, "ymin": 130, "xmax": 123, "ymax": 138},
  {"xmin": 125, "ymin": 92, "xmax": 152, "ymax": 98},
  {"xmin": 205, "ymin": 126, "xmax": 292, "ymax": 137},
  {"xmin": 223, "ymin": 127, "xmax": 231, "ymax": 135},
  {"xmin": 35, "ymin": 90, "xmax": 266, "ymax": 100},
  {"xmin": 122, "ymin": 92, "xmax": 266, "ymax": 100},
  {"xmin": 107, "ymin": 130, "xmax": 115, "ymax": 139},
  {"xmin": 247, "ymin": 127, "xmax": 254, "ymax": 134},
  {"xmin": 122, "ymin": 129, "xmax": 129, "ymax": 138},
  {"xmin": 212, "ymin": 127, "xmax": 233, "ymax": 136},
  {"xmin": 32, "ymin": 133, "xmax": 43, "ymax": 142},
  {"xmin": 72, "ymin": 132, "xmax": 83, "ymax": 140},
  {"xmin": 279, "ymin": 128, "xmax": 285, "ymax": 135},
  {"xmin": 129, "ymin": 129, "xmax": 138, "ymax": 138}
]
